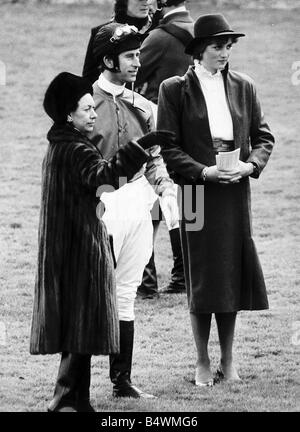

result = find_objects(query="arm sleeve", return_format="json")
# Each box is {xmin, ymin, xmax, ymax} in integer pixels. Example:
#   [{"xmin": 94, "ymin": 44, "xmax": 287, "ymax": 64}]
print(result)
[
  {"xmin": 144, "ymin": 144, "xmax": 174, "ymax": 196},
  {"xmin": 70, "ymin": 140, "xmax": 149, "ymax": 191},
  {"xmin": 142, "ymin": 100, "xmax": 174, "ymax": 196},
  {"xmin": 246, "ymin": 82, "xmax": 275, "ymax": 178},
  {"xmin": 157, "ymin": 81, "xmax": 206, "ymax": 183}
]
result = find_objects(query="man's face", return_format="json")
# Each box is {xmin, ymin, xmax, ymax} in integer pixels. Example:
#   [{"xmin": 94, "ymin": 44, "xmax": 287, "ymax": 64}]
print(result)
[
  {"xmin": 113, "ymin": 49, "xmax": 141, "ymax": 85},
  {"xmin": 127, "ymin": 0, "xmax": 150, "ymax": 19}
]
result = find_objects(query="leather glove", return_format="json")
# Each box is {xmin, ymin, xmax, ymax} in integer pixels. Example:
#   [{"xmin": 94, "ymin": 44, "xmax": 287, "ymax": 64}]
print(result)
[{"xmin": 136, "ymin": 130, "xmax": 176, "ymax": 150}]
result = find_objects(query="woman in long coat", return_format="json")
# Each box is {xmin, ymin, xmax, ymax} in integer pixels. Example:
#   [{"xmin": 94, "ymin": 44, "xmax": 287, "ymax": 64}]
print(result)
[
  {"xmin": 157, "ymin": 14, "xmax": 275, "ymax": 386},
  {"xmin": 30, "ymin": 72, "xmax": 158, "ymax": 411}
]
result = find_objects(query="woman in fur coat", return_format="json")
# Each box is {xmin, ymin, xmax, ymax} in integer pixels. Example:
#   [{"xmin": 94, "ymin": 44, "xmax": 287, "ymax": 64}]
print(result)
[{"xmin": 30, "ymin": 71, "xmax": 162, "ymax": 411}]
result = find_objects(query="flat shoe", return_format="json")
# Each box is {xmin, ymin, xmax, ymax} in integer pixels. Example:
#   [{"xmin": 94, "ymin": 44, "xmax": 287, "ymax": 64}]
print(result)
[
  {"xmin": 195, "ymin": 379, "xmax": 214, "ymax": 387},
  {"xmin": 195, "ymin": 365, "xmax": 214, "ymax": 387},
  {"xmin": 214, "ymin": 368, "xmax": 242, "ymax": 383}
]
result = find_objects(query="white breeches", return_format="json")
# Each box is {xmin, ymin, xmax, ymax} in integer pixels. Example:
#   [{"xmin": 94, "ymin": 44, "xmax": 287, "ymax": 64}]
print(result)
[{"xmin": 101, "ymin": 176, "xmax": 156, "ymax": 321}]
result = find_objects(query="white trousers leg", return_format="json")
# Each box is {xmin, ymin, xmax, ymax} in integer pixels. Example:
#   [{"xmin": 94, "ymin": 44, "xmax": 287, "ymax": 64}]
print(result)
[{"xmin": 101, "ymin": 177, "xmax": 155, "ymax": 321}]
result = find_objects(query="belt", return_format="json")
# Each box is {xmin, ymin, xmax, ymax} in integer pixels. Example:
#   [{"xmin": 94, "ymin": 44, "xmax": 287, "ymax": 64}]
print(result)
[{"xmin": 212, "ymin": 138, "xmax": 234, "ymax": 153}]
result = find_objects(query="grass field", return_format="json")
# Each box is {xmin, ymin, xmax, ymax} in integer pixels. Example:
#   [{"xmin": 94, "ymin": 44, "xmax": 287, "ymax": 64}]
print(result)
[{"xmin": 0, "ymin": 2, "xmax": 299, "ymax": 412}]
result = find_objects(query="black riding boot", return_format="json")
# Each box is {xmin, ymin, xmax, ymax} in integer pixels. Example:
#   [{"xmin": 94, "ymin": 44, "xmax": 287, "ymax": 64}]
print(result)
[
  {"xmin": 48, "ymin": 352, "xmax": 94, "ymax": 412},
  {"xmin": 162, "ymin": 228, "xmax": 186, "ymax": 293},
  {"xmin": 109, "ymin": 321, "xmax": 156, "ymax": 399},
  {"xmin": 136, "ymin": 251, "xmax": 159, "ymax": 299},
  {"xmin": 137, "ymin": 219, "xmax": 160, "ymax": 299},
  {"xmin": 77, "ymin": 355, "xmax": 95, "ymax": 412}
]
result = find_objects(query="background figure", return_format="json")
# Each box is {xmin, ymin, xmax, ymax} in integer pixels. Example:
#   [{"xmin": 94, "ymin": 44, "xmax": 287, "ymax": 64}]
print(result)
[
  {"xmin": 90, "ymin": 22, "xmax": 177, "ymax": 399},
  {"xmin": 82, "ymin": 0, "xmax": 162, "ymax": 84},
  {"xmin": 135, "ymin": 0, "xmax": 194, "ymax": 298},
  {"xmin": 158, "ymin": 14, "xmax": 274, "ymax": 386},
  {"xmin": 136, "ymin": 0, "xmax": 194, "ymax": 104},
  {"xmin": 30, "ymin": 72, "xmax": 153, "ymax": 412}
]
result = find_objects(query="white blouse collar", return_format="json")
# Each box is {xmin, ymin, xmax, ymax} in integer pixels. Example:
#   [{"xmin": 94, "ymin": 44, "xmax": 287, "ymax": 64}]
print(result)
[{"xmin": 194, "ymin": 60, "xmax": 222, "ymax": 79}]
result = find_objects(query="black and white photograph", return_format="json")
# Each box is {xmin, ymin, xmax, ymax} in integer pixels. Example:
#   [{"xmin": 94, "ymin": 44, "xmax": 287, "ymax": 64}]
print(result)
[{"xmin": 0, "ymin": 0, "xmax": 299, "ymax": 418}]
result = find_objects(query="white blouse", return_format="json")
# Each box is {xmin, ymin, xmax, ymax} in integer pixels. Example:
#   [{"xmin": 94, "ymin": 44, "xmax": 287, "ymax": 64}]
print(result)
[{"xmin": 194, "ymin": 60, "xmax": 234, "ymax": 141}]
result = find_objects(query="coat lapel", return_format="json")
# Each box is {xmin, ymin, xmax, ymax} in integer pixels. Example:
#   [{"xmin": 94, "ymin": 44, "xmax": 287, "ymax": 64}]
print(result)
[
  {"xmin": 185, "ymin": 66, "xmax": 245, "ymax": 152},
  {"xmin": 184, "ymin": 68, "xmax": 214, "ymax": 149},
  {"xmin": 222, "ymin": 68, "xmax": 244, "ymax": 150}
]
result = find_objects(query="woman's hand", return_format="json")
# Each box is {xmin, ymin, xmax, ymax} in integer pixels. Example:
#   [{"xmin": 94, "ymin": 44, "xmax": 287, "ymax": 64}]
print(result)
[
  {"xmin": 204, "ymin": 165, "xmax": 222, "ymax": 183},
  {"xmin": 237, "ymin": 161, "xmax": 254, "ymax": 177},
  {"xmin": 204, "ymin": 165, "xmax": 237, "ymax": 183},
  {"xmin": 205, "ymin": 162, "xmax": 254, "ymax": 184}
]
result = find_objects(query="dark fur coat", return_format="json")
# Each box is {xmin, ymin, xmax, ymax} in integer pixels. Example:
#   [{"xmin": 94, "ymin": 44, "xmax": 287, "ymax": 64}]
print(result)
[{"xmin": 30, "ymin": 124, "xmax": 148, "ymax": 354}]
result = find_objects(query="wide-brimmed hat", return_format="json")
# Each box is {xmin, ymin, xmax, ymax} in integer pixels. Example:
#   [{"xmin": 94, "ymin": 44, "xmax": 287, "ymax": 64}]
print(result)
[
  {"xmin": 43, "ymin": 72, "xmax": 93, "ymax": 124},
  {"xmin": 185, "ymin": 14, "xmax": 245, "ymax": 55}
]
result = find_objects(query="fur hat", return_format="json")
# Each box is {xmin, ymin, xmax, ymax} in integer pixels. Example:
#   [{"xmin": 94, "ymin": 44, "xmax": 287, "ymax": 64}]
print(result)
[{"xmin": 43, "ymin": 72, "xmax": 93, "ymax": 124}]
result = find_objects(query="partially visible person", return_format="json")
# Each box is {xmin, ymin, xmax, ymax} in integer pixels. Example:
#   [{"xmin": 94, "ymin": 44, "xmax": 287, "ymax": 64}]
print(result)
[
  {"xmin": 90, "ymin": 22, "xmax": 177, "ymax": 398},
  {"xmin": 136, "ymin": 0, "xmax": 194, "ymax": 103},
  {"xmin": 29, "ymin": 71, "xmax": 160, "ymax": 412},
  {"xmin": 135, "ymin": 0, "xmax": 194, "ymax": 298},
  {"xmin": 158, "ymin": 14, "xmax": 275, "ymax": 386},
  {"xmin": 82, "ymin": 0, "xmax": 162, "ymax": 84}
]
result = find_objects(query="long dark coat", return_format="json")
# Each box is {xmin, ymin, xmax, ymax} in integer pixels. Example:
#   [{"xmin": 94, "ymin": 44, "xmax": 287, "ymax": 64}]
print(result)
[
  {"xmin": 30, "ymin": 124, "xmax": 148, "ymax": 354},
  {"xmin": 157, "ymin": 66, "xmax": 275, "ymax": 313}
]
